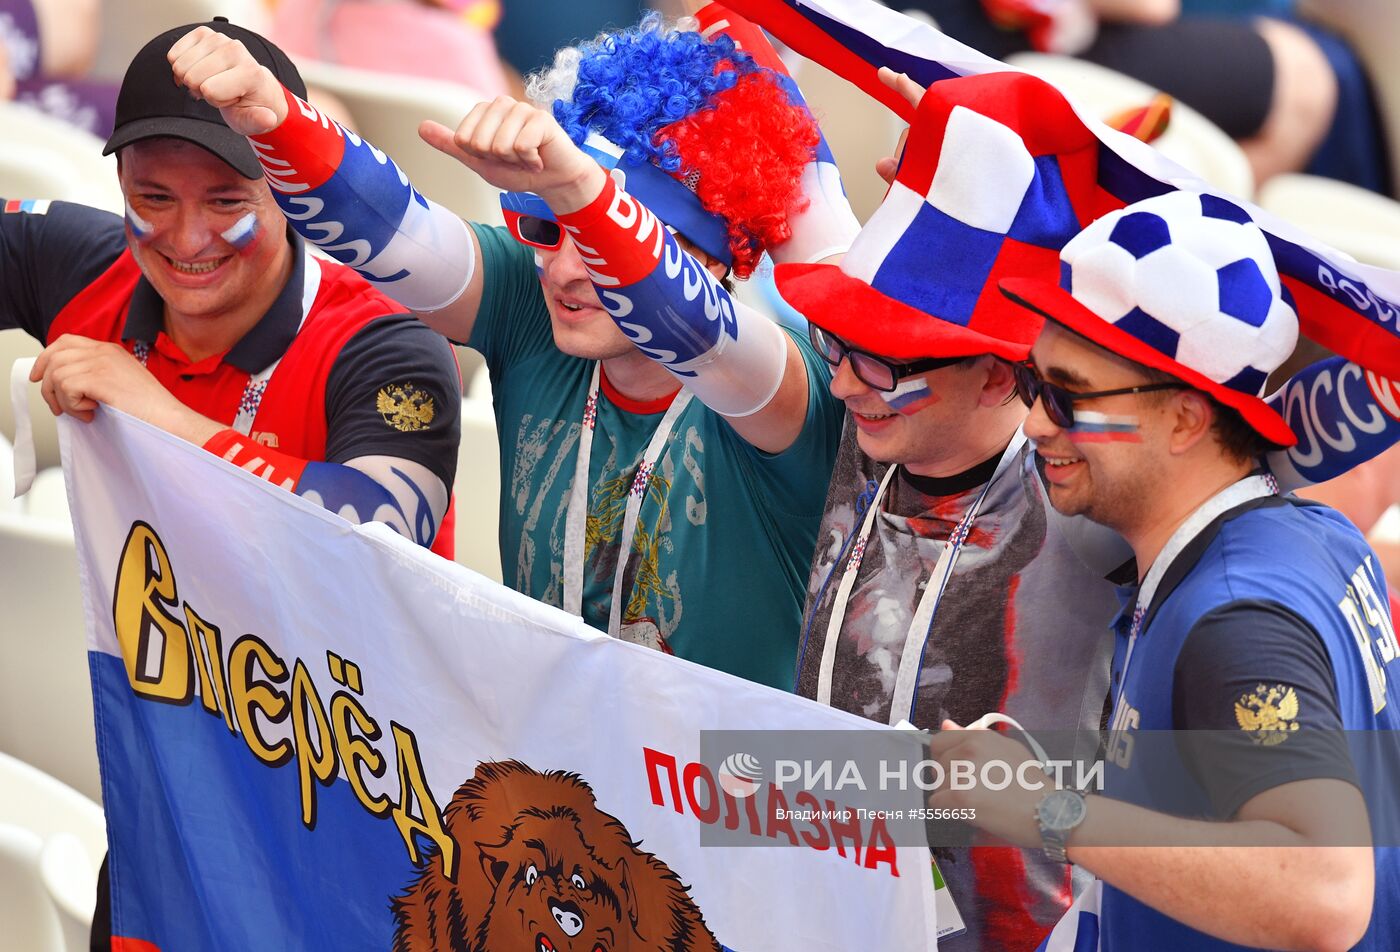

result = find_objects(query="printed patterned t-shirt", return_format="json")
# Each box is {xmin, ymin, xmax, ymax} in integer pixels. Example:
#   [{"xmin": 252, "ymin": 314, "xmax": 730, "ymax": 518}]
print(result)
[{"xmin": 797, "ymin": 423, "xmax": 1124, "ymax": 951}]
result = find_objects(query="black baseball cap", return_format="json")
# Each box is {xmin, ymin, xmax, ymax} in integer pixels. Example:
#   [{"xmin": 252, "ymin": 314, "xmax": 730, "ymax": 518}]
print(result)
[{"xmin": 103, "ymin": 17, "xmax": 308, "ymax": 179}]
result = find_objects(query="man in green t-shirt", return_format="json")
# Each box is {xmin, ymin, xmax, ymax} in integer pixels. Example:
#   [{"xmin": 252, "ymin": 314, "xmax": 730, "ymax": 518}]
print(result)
[
  {"xmin": 465, "ymin": 223, "xmax": 839, "ymax": 683},
  {"xmin": 168, "ymin": 8, "xmax": 858, "ymax": 687}
]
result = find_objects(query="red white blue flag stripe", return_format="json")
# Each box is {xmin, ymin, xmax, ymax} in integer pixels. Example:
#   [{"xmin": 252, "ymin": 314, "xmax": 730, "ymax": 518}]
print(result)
[
  {"xmin": 1067, "ymin": 411, "xmax": 1143, "ymax": 443},
  {"xmin": 726, "ymin": 0, "xmax": 1400, "ymax": 379}
]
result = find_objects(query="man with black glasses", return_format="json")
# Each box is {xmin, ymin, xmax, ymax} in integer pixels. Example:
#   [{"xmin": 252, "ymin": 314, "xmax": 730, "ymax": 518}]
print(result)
[{"xmin": 784, "ymin": 69, "xmax": 1129, "ymax": 952}]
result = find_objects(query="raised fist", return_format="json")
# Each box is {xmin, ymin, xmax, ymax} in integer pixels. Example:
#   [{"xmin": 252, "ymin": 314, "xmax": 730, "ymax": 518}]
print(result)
[
  {"xmin": 166, "ymin": 26, "xmax": 289, "ymax": 137},
  {"xmin": 419, "ymin": 96, "xmax": 605, "ymax": 213}
]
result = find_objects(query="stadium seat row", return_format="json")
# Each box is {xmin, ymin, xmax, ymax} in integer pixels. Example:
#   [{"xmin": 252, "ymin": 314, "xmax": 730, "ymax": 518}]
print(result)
[{"xmin": 0, "ymin": 750, "xmax": 104, "ymax": 952}]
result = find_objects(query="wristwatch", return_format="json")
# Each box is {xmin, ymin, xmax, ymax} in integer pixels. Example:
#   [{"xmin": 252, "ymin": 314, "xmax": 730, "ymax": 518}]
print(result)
[{"xmin": 1035, "ymin": 789, "xmax": 1087, "ymax": 864}]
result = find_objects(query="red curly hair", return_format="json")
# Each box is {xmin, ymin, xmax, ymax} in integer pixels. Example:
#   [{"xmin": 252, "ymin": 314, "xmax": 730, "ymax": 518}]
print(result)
[{"xmin": 658, "ymin": 70, "xmax": 820, "ymax": 279}]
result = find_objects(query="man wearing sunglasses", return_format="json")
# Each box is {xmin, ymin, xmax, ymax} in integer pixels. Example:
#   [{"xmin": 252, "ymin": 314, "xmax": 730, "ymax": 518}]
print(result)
[
  {"xmin": 925, "ymin": 189, "xmax": 1400, "ymax": 952},
  {"xmin": 780, "ymin": 66, "xmax": 1400, "ymax": 950},
  {"xmin": 166, "ymin": 8, "xmax": 857, "ymax": 689}
]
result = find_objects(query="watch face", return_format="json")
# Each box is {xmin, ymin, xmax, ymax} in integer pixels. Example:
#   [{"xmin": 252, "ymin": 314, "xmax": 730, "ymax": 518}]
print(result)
[{"xmin": 1038, "ymin": 791, "xmax": 1087, "ymax": 831}]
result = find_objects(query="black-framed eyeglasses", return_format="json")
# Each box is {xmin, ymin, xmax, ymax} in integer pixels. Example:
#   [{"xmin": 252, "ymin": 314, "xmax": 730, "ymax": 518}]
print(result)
[
  {"xmin": 1012, "ymin": 362, "xmax": 1187, "ymax": 428},
  {"xmin": 809, "ymin": 323, "xmax": 964, "ymax": 392}
]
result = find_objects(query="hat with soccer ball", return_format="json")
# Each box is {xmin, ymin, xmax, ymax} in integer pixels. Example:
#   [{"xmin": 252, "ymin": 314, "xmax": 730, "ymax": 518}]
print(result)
[{"xmin": 1000, "ymin": 189, "xmax": 1300, "ymax": 446}]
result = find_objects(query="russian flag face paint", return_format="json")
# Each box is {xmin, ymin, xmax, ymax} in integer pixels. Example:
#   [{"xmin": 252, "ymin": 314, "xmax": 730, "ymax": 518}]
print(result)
[
  {"xmin": 1067, "ymin": 411, "xmax": 1142, "ymax": 443},
  {"xmin": 880, "ymin": 376, "xmax": 939, "ymax": 416},
  {"xmin": 220, "ymin": 213, "xmax": 259, "ymax": 250},
  {"xmin": 124, "ymin": 201, "xmax": 154, "ymax": 242}
]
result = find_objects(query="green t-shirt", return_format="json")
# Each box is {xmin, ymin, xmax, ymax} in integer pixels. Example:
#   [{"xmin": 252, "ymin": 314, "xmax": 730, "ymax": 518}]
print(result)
[{"xmin": 467, "ymin": 223, "xmax": 843, "ymax": 689}]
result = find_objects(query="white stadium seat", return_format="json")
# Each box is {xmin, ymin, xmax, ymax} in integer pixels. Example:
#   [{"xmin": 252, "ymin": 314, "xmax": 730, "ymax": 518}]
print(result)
[
  {"xmin": 0, "ymin": 104, "xmax": 122, "ymax": 213},
  {"xmin": 0, "ymin": 752, "xmax": 105, "ymax": 952},
  {"xmin": 89, "ymin": 0, "xmax": 268, "ymax": 83},
  {"xmin": 453, "ymin": 398, "xmax": 503, "ymax": 583},
  {"xmin": 40, "ymin": 832, "xmax": 102, "ymax": 952},
  {"xmin": 0, "ymin": 515, "xmax": 101, "ymax": 801},
  {"xmin": 457, "ymin": 345, "xmax": 487, "ymax": 400},
  {"xmin": 0, "ymin": 751, "xmax": 106, "ymax": 867},
  {"xmin": 1298, "ymin": 0, "xmax": 1400, "ymax": 201},
  {"xmin": 295, "ymin": 59, "xmax": 501, "ymax": 225},
  {"xmin": 1257, "ymin": 173, "xmax": 1400, "ymax": 272},
  {"xmin": 0, "ymin": 824, "xmax": 64, "ymax": 952},
  {"xmin": 465, "ymin": 357, "xmax": 493, "ymax": 405},
  {"xmin": 0, "ymin": 145, "xmax": 80, "ymax": 205}
]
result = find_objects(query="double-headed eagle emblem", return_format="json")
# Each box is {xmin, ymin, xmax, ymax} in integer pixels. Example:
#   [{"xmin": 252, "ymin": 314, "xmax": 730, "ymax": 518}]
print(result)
[
  {"xmin": 1234, "ymin": 683, "xmax": 1300, "ymax": 746},
  {"xmin": 377, "ymin": 383, "xmax": 436, "ymax": 432}
]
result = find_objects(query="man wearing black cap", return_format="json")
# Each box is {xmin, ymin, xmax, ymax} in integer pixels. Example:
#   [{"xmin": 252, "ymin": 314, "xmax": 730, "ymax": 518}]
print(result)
[
  {"xmin": 0, "ymin": 19, "xmax": 464, "ymax": 947},
  {"xmin": 1, "ymin": 18, "xmax": 461, "ymax": 561}
]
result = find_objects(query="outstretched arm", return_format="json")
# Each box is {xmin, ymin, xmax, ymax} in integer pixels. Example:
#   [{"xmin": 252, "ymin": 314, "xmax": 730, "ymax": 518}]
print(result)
[{"xmin": 423, "ymin": 94, "xmax": 814, "ymax": 452}]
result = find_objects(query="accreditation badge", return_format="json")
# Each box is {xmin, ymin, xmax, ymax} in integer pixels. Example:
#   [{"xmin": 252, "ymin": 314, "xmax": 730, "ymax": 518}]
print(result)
[{"xmin": 932, "ymin": 857, "xmax": 968, "ymax": 939}]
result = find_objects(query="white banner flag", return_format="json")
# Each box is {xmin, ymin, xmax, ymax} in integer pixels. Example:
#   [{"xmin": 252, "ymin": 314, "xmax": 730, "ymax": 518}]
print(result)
[{"xmin": 60, "ymin": 407, "xmax": 938, "ymax": 950}]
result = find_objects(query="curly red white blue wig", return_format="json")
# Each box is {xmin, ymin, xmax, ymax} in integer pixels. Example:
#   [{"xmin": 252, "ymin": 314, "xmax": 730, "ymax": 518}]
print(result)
[{"xmin": 527, "ymin": 14, "xmax": 818, "ymax": 279}]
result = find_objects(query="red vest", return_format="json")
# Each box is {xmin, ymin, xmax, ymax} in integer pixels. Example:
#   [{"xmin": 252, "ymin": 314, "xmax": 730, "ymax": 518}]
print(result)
[{"xmin": 50, "ymin": 250, "xmax": 456, "ymax": 558}]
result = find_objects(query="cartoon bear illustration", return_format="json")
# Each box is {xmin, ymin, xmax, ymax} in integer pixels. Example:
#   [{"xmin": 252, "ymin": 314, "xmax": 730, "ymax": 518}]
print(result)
[{"xmin": 391, "ymin": 760, "xmax": 722, "ymax": 952}]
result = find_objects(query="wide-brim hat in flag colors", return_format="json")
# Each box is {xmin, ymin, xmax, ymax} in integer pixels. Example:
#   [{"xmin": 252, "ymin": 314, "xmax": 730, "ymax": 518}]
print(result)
[
  {"xmin": 776, "ymin": 71, "xmax": 1129, "ymax": 363},
  {"xmin": 1001, "ymin": 190, "xmax": 1300, "ymax": 446},
  {"xmin": 733, "ymin": 0, "xmax": 1400, "ymax": 379}
]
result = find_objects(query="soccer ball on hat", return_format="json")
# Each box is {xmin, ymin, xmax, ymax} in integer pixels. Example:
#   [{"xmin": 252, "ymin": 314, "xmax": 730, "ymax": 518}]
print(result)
[{"xmin": 1060, "ymin": 190, "xmax": 1298, "ymax": 395}]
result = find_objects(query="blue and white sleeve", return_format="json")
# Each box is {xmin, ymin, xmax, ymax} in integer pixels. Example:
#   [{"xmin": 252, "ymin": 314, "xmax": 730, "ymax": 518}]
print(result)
[{"xmin": 247, "ymin": 84, "xmax": 476, "ymax": 313}]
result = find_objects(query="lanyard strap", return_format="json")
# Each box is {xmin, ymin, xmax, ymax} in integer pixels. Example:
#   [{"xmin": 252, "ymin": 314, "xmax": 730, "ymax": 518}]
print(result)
[
  {"xmin": 1117, "ymin": 472, "xmax": 1280, "ymax": 689},
  {"xmin": 561, "ymin": 364, "xmax": 601, "ymax": 617},
  {"xmin": 561, "ymin": 363, "xmax": 693, "ymax": 636},
  {"xmin": 818, "ymin": 432, "xmax": 1028, "ymax": 724},
  {"xmin": 231, "ymin": 249, "xmax": 321, "ymax": 436}
]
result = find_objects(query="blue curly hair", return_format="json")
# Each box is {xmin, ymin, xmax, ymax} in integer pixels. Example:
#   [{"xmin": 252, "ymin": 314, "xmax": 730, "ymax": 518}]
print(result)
[
  {"xmin": 547, "ymin": 14, "xmax": 760, "ymax": 172},
  {"xmin": 526, "ymin": 13, "xmax": 820, "ymax": 277}
]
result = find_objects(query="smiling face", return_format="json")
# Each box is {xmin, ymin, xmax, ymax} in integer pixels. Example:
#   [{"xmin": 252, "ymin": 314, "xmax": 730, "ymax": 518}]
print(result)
[
  {"xmin": 1024, "ymin": 322, "xmax": 1177, "ymax": 530},
  {"xmin": 535, "ymin": 238, "xmax": 638, "ymax": 361},
  {"xmin": 535, "ymin": 231, "xmax": 727, "ymax": 362},
  {"xmin": 828, "ymin": 352, "xmax": 1019, "ymax": 473},
  {"xmin": 118, "ymin": 138, "xmax": 291, "ymax": 329}
]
